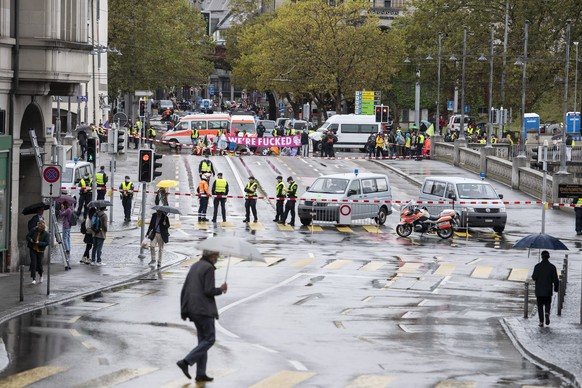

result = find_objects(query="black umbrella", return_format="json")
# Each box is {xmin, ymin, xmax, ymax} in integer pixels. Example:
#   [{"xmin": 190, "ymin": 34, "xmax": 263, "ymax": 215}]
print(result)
[
  {"xmin": 152, "ymin": 205, "xmax": 182, "ymax": 215},
  {"xmin": 512, "ymin": 233, "xmax": 569, "ymax": 251},
  {"xmin": 87, "ymin": 200, "xmax": 112, "ymax": 209},
  {"xmin": 22, "ymin": 202, "xmax": 50, "ymax": 215}
]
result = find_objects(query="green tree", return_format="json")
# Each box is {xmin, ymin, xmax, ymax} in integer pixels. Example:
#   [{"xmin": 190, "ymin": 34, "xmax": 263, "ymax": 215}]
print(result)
[
  {"xmin": 108, "ymin": 0, "xmax": 214, "ymax": 95},
  {"xmin": 231, "ymin": 0, "xmax": 402, "ymax": 114}
]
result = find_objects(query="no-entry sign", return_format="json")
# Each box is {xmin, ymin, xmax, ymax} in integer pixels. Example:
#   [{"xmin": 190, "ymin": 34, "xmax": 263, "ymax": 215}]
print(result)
[{"xmin": 41, "ymin": 164, "xmax": 61, "ymax": 198}]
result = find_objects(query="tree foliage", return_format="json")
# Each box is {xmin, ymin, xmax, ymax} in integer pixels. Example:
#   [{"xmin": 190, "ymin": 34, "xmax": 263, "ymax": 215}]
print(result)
[
  {"xmin": 108, "ymin": 0, "xmax": 214, "ymax": 95},
  {"xmin": 230, "ymin": 0, "xmax": 402, "ymax": 113}
]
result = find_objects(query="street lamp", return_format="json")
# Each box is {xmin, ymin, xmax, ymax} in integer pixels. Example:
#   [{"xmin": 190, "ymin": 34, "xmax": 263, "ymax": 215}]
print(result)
[
  {"xmin": 459, "ymin": 25, "xmax": 467, "ymax": 141},
  {"xmin": 519, "ymin": 20, "xmax": 529, "ymax": 155},
  {"xmin": 574, "ymin": 41, "xmax": 579, "ymax": 113},
  {"xmin": 436, "ymin": 32, "xmax": 442, "ymax": 136},
  {"xmin": 559, "ymin": 20, "xmax": 572, "ymax": 174},
  {"xmin": 487, "ymin": 24, "xmax": 495, "ymax": 147}
]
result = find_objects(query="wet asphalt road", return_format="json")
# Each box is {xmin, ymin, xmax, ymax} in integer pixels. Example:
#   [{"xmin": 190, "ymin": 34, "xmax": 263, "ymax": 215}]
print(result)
[{"xmin": 0, "ymin": 151, "xmax": 576, "ymax": 387}]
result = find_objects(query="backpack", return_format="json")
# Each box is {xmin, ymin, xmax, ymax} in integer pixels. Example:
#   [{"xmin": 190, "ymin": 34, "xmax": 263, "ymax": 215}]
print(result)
[
  {"xmin": 91, "ymin": 214, "xmax": 102, "ymax": 233},
  {"xmin": 70, "ymin": 212, "xmax": 78, "ymax": 227},
  {"xmin": 80, "ymin": 219, "xmax": 87, "ymax": 234},
  {"xmin": 396, "ymin": 133, "xmax": 405, "ymax": 145}
]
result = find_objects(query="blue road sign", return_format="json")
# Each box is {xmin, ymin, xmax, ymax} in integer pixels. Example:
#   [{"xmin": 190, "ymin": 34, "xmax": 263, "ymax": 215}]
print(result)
[
  {"xmin": 447, "ymin": 101, "xmax": 454, "ymax": 111},
  {"xmin": 209, "ymin": 85, "xmax": 215, "ymax": 96},
  {"xmin": 464, "ymin": 104, "xmax": 470, "ymax": 113},
  {"xmin": 197, "ymin": 97, "xmax": 202, "ymax": 105},
  {"xmin": 204, "ymin": 100, "xmax": 210, "ymax": 109}
]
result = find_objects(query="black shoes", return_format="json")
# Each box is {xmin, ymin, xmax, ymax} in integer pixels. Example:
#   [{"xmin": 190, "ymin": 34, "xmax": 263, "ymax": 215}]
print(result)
[
  {"xmin": 195, "ymin": 375, "xmax": 214, "ymax": 382},
  {"xmin": 539, "ymin": 322, "xmax": 544, "ymax": 327},
  {"xmin": 253, "ymin": 219, "xmax": 258, "ymax": 223},
  {"xmin": 545, "ymin": 314, "xmax": 550, "ymax": 326},
  {"xmin": 273, "ymin": 219, "xmax": 279, "ymax": 222},
  {"xmin": 176, "ymin": 360, "xmax": 191, "ymax": 379},
  {"xmin": 243, "ymin": 219, "xmax": 249, "ymax": 223}
]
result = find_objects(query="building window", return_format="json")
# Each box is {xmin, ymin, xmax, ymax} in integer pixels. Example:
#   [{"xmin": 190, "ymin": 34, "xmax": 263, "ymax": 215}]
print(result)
[{"xmin": 384, "ymin": 0, "xmax": 391, "ymax": 8}]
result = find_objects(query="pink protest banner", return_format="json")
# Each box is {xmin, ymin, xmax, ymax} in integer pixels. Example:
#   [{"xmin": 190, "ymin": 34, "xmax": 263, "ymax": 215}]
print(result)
[{"xmin": 225, "ymin": 135, "xmax": 301, "ymax": 148}]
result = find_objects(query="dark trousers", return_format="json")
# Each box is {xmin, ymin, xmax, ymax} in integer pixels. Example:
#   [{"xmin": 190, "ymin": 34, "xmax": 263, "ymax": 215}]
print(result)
[
  {"xmin": 283, "ymin": 200, "xmax": 296, "ymax": 225},
  {"xmin": 184, "ymin": 314, "xmax": 216, "ymax": 376},
  {"xmin": 199, "ymin": 197, "xmax": 209, "ymax": 220},
  {"xmin": 275, "ymin": 199, "xmax": 285, "ymax": 222},
  {"xmin": 122, "ymin": 196, "xmax": 132, "ymax": 220},
  {"xmin": 375, "ymin": 146, "xmax": 383, "ymax": 158},
  {"xmin": 29, "ymin": 249, "xmax": 44, "ymax": 279},
  {"xmin": 536, "ymin": 296, "xmax": 552, "ymax": 323},
  {"xmin": 77, "ymin": 193, "xmax": 91, "ymax": 217},
  {"xmin": 575, "ymin": 208, "xmax": 582, "ymax": 233},
  {"xmin": 245, "ymin": 198, "xmax": 257, "ymax": 221},
  {"xmin": 97, "ymin": 185, "xmax": 106, "ymax": 200},
  {"xmin": 83, "ymin": 242, "xmax": 93, "ymax": 259},
  {"xmin": 212, "ymin": 197, "xmax": 226, "ymax": 222}
]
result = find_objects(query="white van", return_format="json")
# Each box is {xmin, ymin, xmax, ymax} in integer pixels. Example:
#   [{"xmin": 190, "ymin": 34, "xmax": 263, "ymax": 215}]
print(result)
[
  {"xmin": 61, "ymin": 160, "xmax": 94, "ymax": 198},
  {"xmin": 161, "ymin": 113, "xmax": 231, "ymax": 148},
  {"xmin": 419, "ymin": 176, "xmax": 507, "ymax": 233},
  {"xmin": 312, "ymin": 114, "xmax": 381, "ymax": 151},
  {"xmin": 297, "ymin": 172, "xmax": 392, "ymax": 226},
  {"xmin": 447, "ymin": 115, "xmax": 475, "ymax": 133}
]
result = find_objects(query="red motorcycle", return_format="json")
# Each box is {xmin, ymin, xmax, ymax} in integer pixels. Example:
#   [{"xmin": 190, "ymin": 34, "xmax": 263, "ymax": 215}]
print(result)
[{"xmin": 396, "ymin": 201, "xmax": 457, "ymax": 239}]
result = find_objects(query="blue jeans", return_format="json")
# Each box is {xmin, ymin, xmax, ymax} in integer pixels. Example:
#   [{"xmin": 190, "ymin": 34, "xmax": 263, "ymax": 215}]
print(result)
[
  {"xmin": 62, "ymin": 227, "xmax": 71, "ymax": 252},
  {"xmin": 91, "ymin": 237, "xmax": 105, "ymax": 263},
  {"xmin": 184, "ymin": 314, "xmax": 216, "ymax": 376}
]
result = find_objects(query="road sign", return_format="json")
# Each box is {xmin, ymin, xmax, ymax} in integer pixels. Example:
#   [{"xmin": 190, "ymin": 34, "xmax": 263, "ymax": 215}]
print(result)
[
  {"xmin": 41, "ymin": 164, "xmax": 61, "ymax": 198},
  {"xmin": 197, "ymin": 97, "xmax": 203, "ymax": 105},
  {"xmin": 447, "ymin": 101, "xmax": 454, "ymax": 111},
  {"xmin": 209, "ymin": 85, "xmax": 215, "ymax": 96},
  {"xmin": 464, "ymin": 104, "xmax": 470, "ymax": 113},
  {"xmin": 112, "ymin": 112, "xmax": 128, "ymax": 127}
]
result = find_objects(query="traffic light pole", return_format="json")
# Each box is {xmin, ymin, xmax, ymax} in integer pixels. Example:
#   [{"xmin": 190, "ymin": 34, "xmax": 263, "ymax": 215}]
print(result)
[
  {"xmin": 109, "ymin": 155, "xmax": 116, "ymax": 224},
  {"xmin": 138, "ymin": 182, "xmax": 147, "ymax": 259}
]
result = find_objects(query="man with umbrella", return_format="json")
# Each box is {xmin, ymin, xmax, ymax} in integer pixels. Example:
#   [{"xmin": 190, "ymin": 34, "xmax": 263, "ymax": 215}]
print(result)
[
  {"xmin": 25, "ymin": 204, "xmax": 47, "ymax": 232},
  {"xmin": 532, "ymin": 251, "xmax": 559, "ymax": 327},
  {"xmin": 146, "ymin": 209, "xmax": 170, "ymax": 268}
]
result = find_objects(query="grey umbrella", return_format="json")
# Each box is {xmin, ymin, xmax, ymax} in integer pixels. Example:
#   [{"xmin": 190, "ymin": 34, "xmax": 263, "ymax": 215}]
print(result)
[
  {"xmin": 152, "ymin": 205, "xmax": 182, "ymax": 215},
  {"xmin": 87, "ymin": 200, "xmax": 112, "ymax": 208},
  {"xmin": 512, "ymin": 233, "xmax": 569, "ymax": 251}
]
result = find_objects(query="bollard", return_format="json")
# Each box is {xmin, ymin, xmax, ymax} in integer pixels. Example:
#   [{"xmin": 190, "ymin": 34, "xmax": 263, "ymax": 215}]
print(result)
[
  {"xmin": 563, "ymin": 255, "xmax": 568, "ymax": 294},
  {"xmin": 524, "ymin": 281, "xmax": 529, "ymax": 319},
  {"xmin": 19, "ymin": 265, "xmax": 23, "ymax": 302},
  {"xmin": 558, "ymin": 274, "xmax": 564, "ymax": 316}
]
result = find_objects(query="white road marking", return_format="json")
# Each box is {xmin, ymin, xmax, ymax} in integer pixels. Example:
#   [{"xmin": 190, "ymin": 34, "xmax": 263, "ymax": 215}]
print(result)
[{"xmin": 288, "ymin": 360, "xmax": 308, "ymax": 371}]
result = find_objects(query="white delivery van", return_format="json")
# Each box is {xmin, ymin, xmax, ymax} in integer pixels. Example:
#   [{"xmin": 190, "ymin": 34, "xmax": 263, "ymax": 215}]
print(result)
[
  {"xmin": 161, "ymin": 113, "xmax": 231, "ymax": 148},
  {"xmin": 419, "ymin": 176, "xmax": 507, "ymax": 233},
  {"xmin": 447, "ymin": 114, "xmax": 475, "ymax": 133},
  {"xmin": 61, "ymin": 160, "xmax": 94, "ymax": 198},
  {"xmin": 297, "ymin": 172, "xmax": 392, "ymax": 226},
  {"xmin": 315, "ymin": 114, "xmax": 381, "ymax": 151}
]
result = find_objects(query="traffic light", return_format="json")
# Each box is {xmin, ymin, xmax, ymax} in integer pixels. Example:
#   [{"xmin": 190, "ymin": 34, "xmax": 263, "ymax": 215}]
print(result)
[
  {"xmin": 139, "ymin": 149, "xmax": 153, "ymax": 182},
  {"xmin": 490, "ymin": 108, "xmax": 499, "ymax": 124},
  {"xmin": 115, "ymin": 129, "xmax": 127, "ymax": 153},
  {"xmin": 87, "ymin": 137, "xmax": 97, "ymax": 166},
  {"xmin": 530, "ymin": 145, "xmax": 542, "ymax": 170},
  {"xmin": 375, "ymin": 106, "xmax": 382, "ymax": 123},
  {"xmin": 139, "ymin": 100, "xmax": 146, "ymax": 117},
  {"xmin": 381, "ymin": 106, "xmax": 389, "ymax": 123},
  {"xmin": 152, "ymin": 153, "xmax": 163, "ymax": 180}
]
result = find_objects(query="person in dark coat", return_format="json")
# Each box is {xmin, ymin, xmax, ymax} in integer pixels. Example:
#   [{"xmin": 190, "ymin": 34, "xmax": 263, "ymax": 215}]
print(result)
[
  {"xmin": 532, "ymin": 250, "xmax": 559, "ymax": 327},
  {"xmin": 27, "ymin": 208, "xmax": 45, "ymax": 232},
  {"xmin": 146, "ymin": 210, "xmax": 170, "ymax": 268},
  {"xmin": 77, "ymin": 128, "xmax": 88, "ymax": 159},
  {"xmin": 177, "ymin": 250, "xmax": 227, "ymax": 382},
  {"xmin": 26, "ymin": 220, "xmax": 49, "ymax": 284}
]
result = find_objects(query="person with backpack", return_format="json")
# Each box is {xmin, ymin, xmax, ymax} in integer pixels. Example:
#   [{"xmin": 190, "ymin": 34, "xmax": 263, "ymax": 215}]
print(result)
[
  {"xmin": 80, "ymin": 207, "xmax": 95, "ymax": 264},
  {"xmin": 59, "ymin": 202, "xmax": 74, "ymax": 260},
  {"xmin": 90, "ymin": 207, "xmax": 108, "ymax": 265}
]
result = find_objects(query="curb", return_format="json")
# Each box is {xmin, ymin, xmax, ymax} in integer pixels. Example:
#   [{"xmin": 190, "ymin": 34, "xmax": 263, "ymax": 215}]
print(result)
[
  {"xmin": 370, "ymin": 159, "xmax": 423, "ymax": 187},
  {"xmin": 500, "ymin": 317, "xmax": 580, "ymax": 388}
]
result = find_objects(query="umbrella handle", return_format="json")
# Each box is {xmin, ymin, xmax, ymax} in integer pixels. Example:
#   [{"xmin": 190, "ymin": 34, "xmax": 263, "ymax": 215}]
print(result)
[{"xmin": 224, "ymin": 255, "xmax": 231, "ymax": 282}]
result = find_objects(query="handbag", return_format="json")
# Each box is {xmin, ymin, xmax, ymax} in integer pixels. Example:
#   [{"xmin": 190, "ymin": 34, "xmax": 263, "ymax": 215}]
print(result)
[
  {"xmin": 141, "ymin": 237, "xmax": 150, "ymax": 249},
  {"xmin": 147, "ymin": 230, "xmax": 156, "ymax": 240}
]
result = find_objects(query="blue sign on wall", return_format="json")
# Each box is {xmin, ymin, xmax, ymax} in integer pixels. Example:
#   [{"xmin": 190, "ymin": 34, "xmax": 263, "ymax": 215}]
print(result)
[
  {"xmin": 464, "ymin": 104, "xmax": 470, "ymax": 114},
  {"xmin": 447, "ymin": 101, "xmax": 454, "ymax": 111},
  {"xmin": 197, "ymin": 97, "xmax": 202, "ymax": 105},
  {"xmin": 209, "ymin": 85, "xmax": 214, "ymax": 96}
]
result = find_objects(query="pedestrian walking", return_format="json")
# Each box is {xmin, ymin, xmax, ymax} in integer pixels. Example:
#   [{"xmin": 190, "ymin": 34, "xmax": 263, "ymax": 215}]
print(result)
[
  {"xmin": 119, "ymin": 176, "xmax": 135, "ymax": 222},
  {"xmin": 96, "ymin": 165, "xmax": 108, "ymax": 200},
  {"xmin": 198, "ymin": 153, "xmax": 215, "ymax": 179},
  {"xmin": 566, "ymin": 134, "xmax": 574, "ymax": 161},
  {"xmin": 76, "ymin": 173, "xmax": 92, "ymax": 218},
  {"xmin": 90, "ymin": 207, "xmax": 108, "ymax": 265},
  {"xmin": 280, "ymin": 176, "xmax": 298, "ymax": 226},
  {"xmin": 77, "ymin": 127, "xmax": 88, "ymax": 159},
  {"xmin": 155, "ymin": 187, "xmax": 169, "ymax": 206},
  {"xmin": 197, "ymin": 174, "xmax": 212, "ymax": 222},
  {"xmin": 26, "ymin": 220, "xmax": 49, "ymax": 285},
  {"xmin": 301, "ymin": 129, "xmax": 309, "ymax": 157},
  {"xmin": 574, "ymin": 196, "xmax": 582, "ymax": 235},
  {"xmin": 273, "ymin": 176, "xmax": 285, "ymax": 223},
  {"xmin": 211, "ymin": 172, "xmax": 229, "ymax": 223},
  {"xmin": 177, "ymin": 250, "xmax": 227, "ymax": 382},
  {"xmin": 243, "ymin": 176, "xmax": 258, "ymax": 223},
  {"xmin": 366, "ymin": 132, "xmax": 376, "ymax": 158},
  {"xmin": 80, "ymin": 207, "xmax": 95, "ymax": 264},
  {"xmin": 147, "ymin": 126, "xmax": 156, "ymax": 149},
  {"xmin": 146, "ymin": 210, "xmax": 170, "ymax": 268},
  {"xmin": 532, "ymin": 250, "xmax": 559, "ymax": 327},
  {"xmin": 59, "ymin": 202, "xmax": 74, "ymax": 260}
]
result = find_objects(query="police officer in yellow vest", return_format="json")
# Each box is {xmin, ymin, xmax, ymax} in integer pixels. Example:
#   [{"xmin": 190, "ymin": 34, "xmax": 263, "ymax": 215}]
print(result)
[
  {"xmin": 77, "ymin": 173, "xmax": 93, "ymax": 218},
  {"xmin": 211, "ymin": 172, "xmax": 229, "ymax": 223},
  {"xmin": 198, "ymin": 154, "xmax": 215, "ymax": 179},
  {"xmin": 119, "ymin": 176, "xmax": 134, "ymax": 222},
  {"xmin": 191, "ymin": 127, "xmax": 199, "ymax": 150},
  {"xmin": 573, "ymin": 196, "xmax": 582, "ymax": 235},
  {"xmin": 280, "ymin": 176, "xmax": 298, "ymax": 226},
  {"xmin": 147, "ymin": 126, "xmax": 156, "ymax": 149},
  {"xmin": 96, "ymin": 165, "xmax": 108, "ymax": 200},
  {"xmin": 243, "ymin": 176, "xmax": 258, "ymax": 223},
  {"xmin": 273, "ymin": 175, "xmax": 286, "ymax": 223}
]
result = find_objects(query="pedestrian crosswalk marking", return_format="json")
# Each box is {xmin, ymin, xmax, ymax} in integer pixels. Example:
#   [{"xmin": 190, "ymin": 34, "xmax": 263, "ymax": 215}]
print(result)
[
  {"xmin": 249, "ymin": 222, "xmax": 265, "ymax": 230},
  {"xmin": 398, "ymin": 263, "xmax": 422, "ymax": 273},
  {"xmin": 81, "ymin": 341, "xmax": 96, "ymax": 350},
  {"xmin": 454, "ymin": 231, "xmax": 471, "ymax": 237},
  {"xmin": 195, "ymin": 222, "xmax": 209, "ymax": 230},
  {"xmin": 360, "ymin": 261, "xmax": 385, "ymax": 272},
  {"xmin": 249, "ymin": 370, "xmax": 316, "ymax": 388},
  {"xmin": 508, "ymin": 268, "xmax": 529, "ymax": 282},
  {"xmin": 435, "ymin": 380, "xmax": 476, "ymax": 387},
  {"xmin": 290, "ymin": 258, "xmax": 313, "ymax": 268},
  {"xmin": 346, "ymin": 374, "xmax": 395, "ymax": 387},
  {"xmin": 336, "ymin": 226, "xmax": 354, "ymax": 233},
  {"xmin": 362, "ymin": 225, "xmax": 382, "ymax": 233},
  {"xmin": 220, "ymin": 221, "xmax": 234, "ymax": 228},
  {"xmin": 73, "ymin": 367, "xmax": 158, "ymax": 388},
  {"xmin": 278, "ymin": 224, "xmax": 294, "ymax": 231},
  {"xmin": 0, "ymin": 366, "xmax": 68, "ymax": 387},
  {"xmin": 471, "ymin": 266, "xmax": 493, "ymax": 279},
  {"xmin": 307, "ymin": 225, "xmax": 323, "ymax": 232},
  {"xmin": 323, "ymin": 259, "xmax": 351, "ymax": 269},
  {"xmin": 433, "ymin": 263, "xmax": 456, "ymax": 276},
  {"xmin": 69, "ymin": 329, "xmax": 81, "ymax": 337}
]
